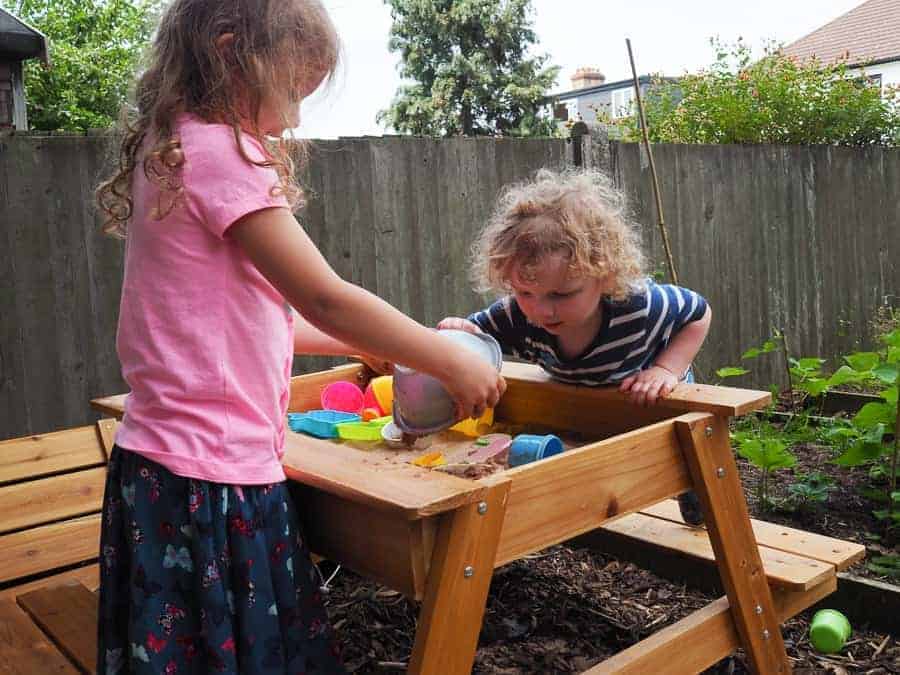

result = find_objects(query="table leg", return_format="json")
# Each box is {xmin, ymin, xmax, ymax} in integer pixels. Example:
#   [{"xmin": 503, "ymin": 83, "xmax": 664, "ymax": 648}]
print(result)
[
  {"xmin": 676, "ymin": 414, "xmax": 791, "ymax": 674},
  {"xmin": 408, "ymin": 480, "xmax": 510, "ymax": 675}
]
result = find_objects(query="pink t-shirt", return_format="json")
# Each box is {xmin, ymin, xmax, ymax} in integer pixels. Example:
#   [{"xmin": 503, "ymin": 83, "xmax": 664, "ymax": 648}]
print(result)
[{"xmin": 115, "ymin": 113, "xmax": 294, "ymax": 484}]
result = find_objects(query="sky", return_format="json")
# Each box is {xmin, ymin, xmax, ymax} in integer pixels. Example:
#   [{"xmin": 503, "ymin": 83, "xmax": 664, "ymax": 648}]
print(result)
[{"xmin": 299, "ymin": 0, "xmax": 866, "ymax": 139}]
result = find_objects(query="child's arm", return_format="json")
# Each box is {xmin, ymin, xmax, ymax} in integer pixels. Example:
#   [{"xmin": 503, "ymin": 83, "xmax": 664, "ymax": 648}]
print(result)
[
  {"xmin": 231, "ymin": 207, "xmax": 504, "ymax": 419},
  {"xmin": 619, "ymin": 305, "xmax": 712, "ymax": 406},
  {"xmin": 292, "ymin": 310, "xmax": 393, "ymax": 374}
]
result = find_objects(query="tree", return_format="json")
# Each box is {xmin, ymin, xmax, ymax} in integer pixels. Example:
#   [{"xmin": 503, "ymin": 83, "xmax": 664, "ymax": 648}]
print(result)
[
  {"xmin": 378, "ymin": 0, "xmax": 559, "ymax": 137},
  {"xmin": 605, "ymin": 39, "xmax": 900, "ymax": 147},
  {"xmin": 2, "ymin": 0, "xmax": 162, "ymax": 132}
]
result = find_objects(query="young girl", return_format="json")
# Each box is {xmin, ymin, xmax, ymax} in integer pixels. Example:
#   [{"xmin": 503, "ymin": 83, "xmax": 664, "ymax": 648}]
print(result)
[
  {"xmin": 439, "ymin": 168, "xmax": 711, "ymax": 523},
  {"xmin": 94, "ymin": 1, "xmax": 504, "ymax": 673}
]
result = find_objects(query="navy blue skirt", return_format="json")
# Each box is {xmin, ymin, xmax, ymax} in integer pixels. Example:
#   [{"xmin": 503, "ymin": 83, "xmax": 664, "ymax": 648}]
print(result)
[{"xmin": 97, "ymin": 445, "xmax": 345, "ymax": 674}]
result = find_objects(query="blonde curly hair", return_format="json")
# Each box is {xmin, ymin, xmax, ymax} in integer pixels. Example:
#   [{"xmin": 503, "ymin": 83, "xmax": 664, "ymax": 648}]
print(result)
[
  {"xmin": 470, "ymin": 168, "xmax": 647, "ymax": 302},
  {"xmin": 96, "ymin": 0, "xmax": 339, "ymax": 237}
]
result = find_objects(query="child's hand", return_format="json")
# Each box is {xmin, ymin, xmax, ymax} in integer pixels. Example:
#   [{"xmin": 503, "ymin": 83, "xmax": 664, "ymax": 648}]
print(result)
[
  {"xmin": 441, "ymin": 353, "xmax": 506, "ymax": 421},
  {"xmin": 437, "ymin": 317, "xmax": 483, "ymax": 335},
  {"xmin": 619, "ymin": 366, "xmax": 679, "ymax": 406}
]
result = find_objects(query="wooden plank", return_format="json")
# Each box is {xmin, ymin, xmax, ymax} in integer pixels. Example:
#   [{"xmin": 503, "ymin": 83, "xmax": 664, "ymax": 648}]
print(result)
[
  {"xmin": 0, "ymin": 515, "xmax": 101, "ymax": 584},
  {"xmin": 0, "ymin": 565, "xmax": 99, "ymax": 602},
  {"xmin": 0, "ymin": 426, "xmax": 106, "ymax": 485},
  {"xmin": 95, "ymin": 419, "xmax": 117, "ymax": 459},
  {"xmin": 88, "ymin": 394, "xmax": 127, "ymax": 420},
  {"xmin": 496, "ymin": 367, "xmax": 676, "ymax": 438},
  {"xmin": 0, "ymin": 468, "xmax": 105, "ymax": 536},
  {"xmin": 287, "ymin": 363, "xmax": 370, "ymax": 413},
  {"xmin": 491, "ymin": 417, "xmax": 693, "ymax": 566},
  {"xmin": 17, "ymin": 582, "xmax": 97, "ymax": 675},
  {"xmin": 643, "ymin": 499, "xmax": 866, "ymax": 571},
  {"xmin": 600, "ymin": 512, "xmax": 833, "ymax": 591},
  {"xmin": 0, "ymin": 599, "xmax": 78, "ymax": 674},
  {"xmin": 676, "ymin": 413, "xmax": 790, "ymax": 674},
  {"xmin": 588, "ymin": 576, "xmax": 837, "ymax": 675},
  {"xmin": 292, "ymin": 485, "xmax": 430, "ymax": 599},
  {"xmin": 282, "ymin": 433, "xmax": 487, "ymax": 519},
  {"xmin": 501, "ymin": 362, "xmax": 771, "ymax": 418},
  {"xmin": 408, "ymin": 479, "xmax": 510, "ymax": 675}
]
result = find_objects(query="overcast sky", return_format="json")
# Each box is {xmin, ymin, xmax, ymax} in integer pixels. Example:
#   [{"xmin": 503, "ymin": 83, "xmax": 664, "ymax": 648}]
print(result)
[{"xmin": 298, "ymin": 0, "xmax": 864, "ymax": 139}]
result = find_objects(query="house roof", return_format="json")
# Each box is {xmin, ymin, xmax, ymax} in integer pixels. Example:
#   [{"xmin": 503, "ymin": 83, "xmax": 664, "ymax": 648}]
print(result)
[
  {"xmin": 0, "ymin": 7, "xmax": 49, "ymax": 64},
  {"xmin": 549, "ymin": 75, "xmax": 654, "ymax": 102},
  {"xmin": 782, "ymin": 0, "xmax": 900, "ymax": 67}
]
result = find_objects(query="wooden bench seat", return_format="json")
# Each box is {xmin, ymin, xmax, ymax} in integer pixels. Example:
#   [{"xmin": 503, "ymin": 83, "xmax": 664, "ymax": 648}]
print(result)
[
  {"xmin": 599, "ymin": 498, "xmax": 864, "ymax": 588},
  {"xmin": 0, "ymin": 420, "xmax": 115, "ymax": 675}
]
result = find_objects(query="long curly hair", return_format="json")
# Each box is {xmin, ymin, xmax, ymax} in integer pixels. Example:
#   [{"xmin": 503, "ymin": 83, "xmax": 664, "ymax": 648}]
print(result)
[
  {"xmin": 96, "ymin": 0, "xmax": 339, "ymax": 237},
  {"xmin": 470, "ymin": 168, "xmax": 647, "ymax": 302}
]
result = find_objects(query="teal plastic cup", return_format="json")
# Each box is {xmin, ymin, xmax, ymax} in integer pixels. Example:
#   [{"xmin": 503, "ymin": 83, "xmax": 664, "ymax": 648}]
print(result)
[
  {"xmin": 508, "ymin": 434, "xmax": 564, "ymax": 467},
  {"xmin": 809, "ymin": 609, "xmax": 851, "ymax": 654}
]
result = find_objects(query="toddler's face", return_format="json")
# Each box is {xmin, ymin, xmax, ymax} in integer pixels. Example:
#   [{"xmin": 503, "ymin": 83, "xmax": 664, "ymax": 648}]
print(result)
[{"xmin": 509, "ymin": 252, "xmax": 606, "ymax": 337}]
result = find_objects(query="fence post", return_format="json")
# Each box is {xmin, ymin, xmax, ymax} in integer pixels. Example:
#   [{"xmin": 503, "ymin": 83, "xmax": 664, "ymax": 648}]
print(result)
[{"xmin": 570, "ymin": 121, "xmax": 589, "ymax": 168}]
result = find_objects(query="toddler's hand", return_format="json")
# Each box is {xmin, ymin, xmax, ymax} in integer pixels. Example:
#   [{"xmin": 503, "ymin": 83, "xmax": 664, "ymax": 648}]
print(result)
[
  {"xmin": 619, "ymin": 366, "xmax": 679, "ymax": 407},
  {"xmin": 441, "ymin": 353, "xmax": 506, "ymax": 422},
  {"xmin": 437, "ymin": 317, "xmax": 483, "ymax": 335}
]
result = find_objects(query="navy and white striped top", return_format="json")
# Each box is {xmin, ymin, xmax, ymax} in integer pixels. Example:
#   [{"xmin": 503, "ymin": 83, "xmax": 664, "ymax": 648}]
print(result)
[{"xmin": 468, "ymin": 282, "xmax": 708, "ymax": 387}]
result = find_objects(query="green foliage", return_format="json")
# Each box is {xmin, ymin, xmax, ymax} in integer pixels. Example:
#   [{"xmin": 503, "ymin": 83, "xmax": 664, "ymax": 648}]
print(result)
[
  {"xmin": 787, "ymin": 471, "xmax": 833, "ymax": 511},
  {"xmin": 867, "ymin": 553, "xmax": 900, "ymax": 577},
  {"xmin": 607, "ymin": 38, "xmax": 900, "ymax": 146},
  {"xmin": 4, "ymin": 0, "xmax": 162, "ymax": 132},
  {"xmin": 378, "ymin": 0, "xmax": 559, "ymax": 137},
  {"xmin": 734, "ymin": 434, "xmax": 796, "ymax": 508}
]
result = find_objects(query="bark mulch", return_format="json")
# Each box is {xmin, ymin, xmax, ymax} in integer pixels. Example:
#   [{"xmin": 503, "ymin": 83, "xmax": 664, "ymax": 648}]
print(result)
[{"xmin": 321, "ymin": 544, "xmax": 900, "ymax": 673}]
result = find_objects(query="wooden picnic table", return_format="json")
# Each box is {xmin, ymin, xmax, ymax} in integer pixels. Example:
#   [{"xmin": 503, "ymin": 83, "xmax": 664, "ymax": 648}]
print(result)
[{"xmin": 91, "ymin": 361, "xmax": 829, "ymax": 674}]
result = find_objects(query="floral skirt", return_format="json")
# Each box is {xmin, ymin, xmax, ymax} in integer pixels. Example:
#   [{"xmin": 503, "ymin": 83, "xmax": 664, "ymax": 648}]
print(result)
[{"xmin": 97, "ymin": 445, "xmax": 345, "ymax": 674}]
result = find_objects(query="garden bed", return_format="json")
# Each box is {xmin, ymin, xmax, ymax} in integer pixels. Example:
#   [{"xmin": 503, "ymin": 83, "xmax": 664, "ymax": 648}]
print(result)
[
  {"xmin": 736, "ymin": 441, "xmax": 899, "ymax": 586},
  {"xmin": 323, "ymin": 545, "xmax": 899, "ymax": 673}
]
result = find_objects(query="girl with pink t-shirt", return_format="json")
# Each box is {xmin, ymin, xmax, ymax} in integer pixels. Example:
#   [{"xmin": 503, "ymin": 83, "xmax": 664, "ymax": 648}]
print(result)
[{"xmin": 94, "ymin": 1, "xmax": 505, "ymax": 672}]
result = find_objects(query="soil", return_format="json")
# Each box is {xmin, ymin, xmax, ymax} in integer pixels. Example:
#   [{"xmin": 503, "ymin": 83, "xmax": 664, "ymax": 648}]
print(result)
[{"xmin": 322, "ymin": 545, "xmax": 900, "ymax": 673}]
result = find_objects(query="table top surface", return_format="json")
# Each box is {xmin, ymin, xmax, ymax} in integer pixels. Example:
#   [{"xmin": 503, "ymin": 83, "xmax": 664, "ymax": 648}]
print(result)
[{"xmin": 90, "ymin": 363, "xmax": 771, "ymax": 519}]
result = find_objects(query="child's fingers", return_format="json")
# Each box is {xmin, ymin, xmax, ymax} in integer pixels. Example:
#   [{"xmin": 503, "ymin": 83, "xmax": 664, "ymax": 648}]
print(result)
[{"xmin": 619, "ymin": 375, "xmax": 637, "ymax": 392}]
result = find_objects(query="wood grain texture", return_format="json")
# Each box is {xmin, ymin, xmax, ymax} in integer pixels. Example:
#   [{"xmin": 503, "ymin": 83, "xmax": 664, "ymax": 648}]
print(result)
[{"xmin": 18, "ymin": 581, "xmax": 98, "ymax": 674}]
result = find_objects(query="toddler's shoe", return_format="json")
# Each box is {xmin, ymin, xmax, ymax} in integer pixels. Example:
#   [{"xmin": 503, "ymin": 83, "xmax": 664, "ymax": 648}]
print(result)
[{"xmin": 677, "ymin": 490, "xmax": 705, "ymax": 526}]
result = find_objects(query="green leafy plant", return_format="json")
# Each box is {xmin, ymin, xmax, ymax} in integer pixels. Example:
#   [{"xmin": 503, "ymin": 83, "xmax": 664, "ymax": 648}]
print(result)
[
  {"xmin": 734, "ymin": 435, "xmax": 797, "ymax": 509},
  {"xmin": 867, "ymin": 553, "xmax": 900, "ymax": 578},
  {"xmin": 3, "ymin": 0, "xmax": 164, "ymax": 132},
  {"xmin": 786, "ymin": 471, "xmax": 833, "ymax": 511},
  {"xmin": 606, "ymin": 38, "xmax": 900, "ymax": 147}
]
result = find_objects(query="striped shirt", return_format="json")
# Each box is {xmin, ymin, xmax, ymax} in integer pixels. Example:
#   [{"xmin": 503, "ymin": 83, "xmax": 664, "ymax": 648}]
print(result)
[{"xmin": 468, "ymin": 282, "xmax": 708, "ymax": 387}]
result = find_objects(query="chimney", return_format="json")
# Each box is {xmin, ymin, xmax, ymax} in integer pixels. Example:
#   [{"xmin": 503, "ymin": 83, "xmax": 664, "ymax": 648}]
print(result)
[{"xmin": 570, "ymin": 67, "xmax": 605, "ymax": 90}]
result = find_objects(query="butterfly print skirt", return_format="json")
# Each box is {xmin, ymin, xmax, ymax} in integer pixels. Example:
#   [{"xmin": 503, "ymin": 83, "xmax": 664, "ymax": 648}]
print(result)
[{"xmin": 97, "ymin": 445, "xmax": 345, "ymax": 674}]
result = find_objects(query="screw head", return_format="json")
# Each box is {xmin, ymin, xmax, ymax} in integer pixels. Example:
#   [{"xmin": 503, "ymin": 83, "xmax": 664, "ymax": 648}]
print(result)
[
  {"xmin": 477, "ymin": 501, "xmax": 488, "ymax": 515},
  {"xmin": 716, "ymin": 467, "xmax": 726, "ymax": 478},
  {"xmin": 755, "ymin": 605, "xmax": 763, "ymax": 615},
  {"xmin": 463, "ymin": 566, "xmax": 474, "ymax": 578},
  {"xmin": 705, "ymin": 426, "xmax": 714, "ymax": 437},
  {"xmin": 762, "ymin": 629, "xmax": 770, "ymax": 640}
]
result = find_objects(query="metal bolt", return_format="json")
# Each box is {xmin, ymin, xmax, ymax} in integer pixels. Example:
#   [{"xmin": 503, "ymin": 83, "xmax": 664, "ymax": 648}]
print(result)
[
  {"xmin": 705, "ymin": 426, "xmax": 713, "ymax": 437},
  {"xmin": 477, "ymin": 501, "xmax": 488, "ymax": 515},
  {"xmin": 762, "ymin": 629, "xmax": 770, "ymax": 640},
  {"xmin": 463, "ymin": 566, "xmax": 474, "ymax": 578},
  {"xmin": 755, "ymin": 605, "xmax": 763, "ymax": 615},
  {"xmin": 716, "ymin": 467, "xmax": 726, "ymax": 478}
]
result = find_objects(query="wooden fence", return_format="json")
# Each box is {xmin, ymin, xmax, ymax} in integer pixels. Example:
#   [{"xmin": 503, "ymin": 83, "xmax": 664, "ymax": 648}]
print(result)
[{"xmin": 1, "ymin": 131, "xmax": 896, "ymax": 439}]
